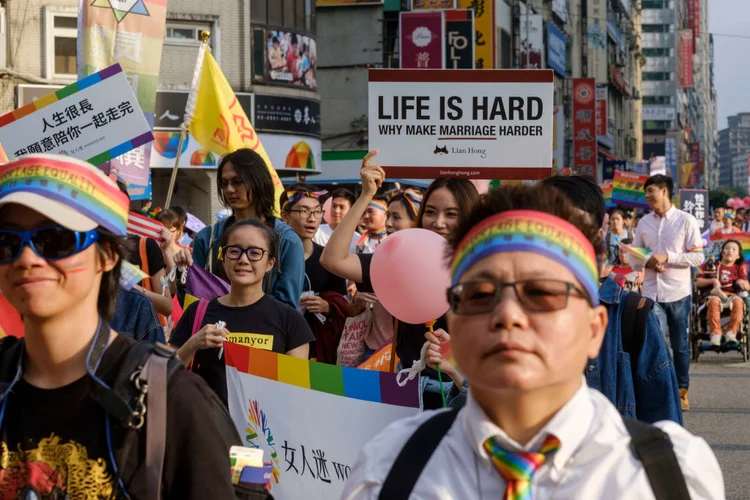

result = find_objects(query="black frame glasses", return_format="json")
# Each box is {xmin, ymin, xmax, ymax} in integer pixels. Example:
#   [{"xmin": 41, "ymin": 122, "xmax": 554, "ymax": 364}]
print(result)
[
  {"xmin": 447, "ymin": 278, "xmax": 591, "ymax": 316},
  {"xmin": 288, "ymin": 208, "xmax": 325, "ymax": 219},
  {"xmin": 0, "ymin": 227, "xmax": 99, "ymax": 264},
  {"xmin": 221, "ymin": 245, "xmax": 268, "ymax": 262}
]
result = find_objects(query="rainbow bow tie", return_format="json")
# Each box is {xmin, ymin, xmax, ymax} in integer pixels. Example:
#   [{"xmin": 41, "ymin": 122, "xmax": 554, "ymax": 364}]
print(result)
[{"xmin": 483, "ymin": 434, "xmax": 561, "ymax": 500}]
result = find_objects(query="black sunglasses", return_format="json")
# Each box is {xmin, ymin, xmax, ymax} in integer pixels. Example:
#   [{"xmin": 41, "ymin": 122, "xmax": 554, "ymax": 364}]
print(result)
[
  {"xmin": 447, "ymin": 278, "xmax": 590, "ymax": 315},
  {"xmin": 0, "ymin": 227, "xmax": 99, "ymax": 264}
]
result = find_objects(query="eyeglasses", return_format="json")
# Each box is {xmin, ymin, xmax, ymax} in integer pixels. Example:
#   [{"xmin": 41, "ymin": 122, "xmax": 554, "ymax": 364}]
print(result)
[
  {"xmin": 447, "ymin": 278, "xmax": 590, "ymax": 316},
  {"xmin": 288, "ymin": 208, "xmax": 324, "ymax": 219},
  {"xmin": 0, "ymin": 227, "xmax": 99, "ymax": 264},
  {"xmin": 222, "ymin": 245, "xmax": 268, "ymax": 262}
]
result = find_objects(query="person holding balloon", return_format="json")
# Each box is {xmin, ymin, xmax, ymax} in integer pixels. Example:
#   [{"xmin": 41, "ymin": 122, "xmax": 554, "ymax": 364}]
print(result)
[{"xmin": 321, "ymin": 151, "xmax": 479, "ymax": 409}]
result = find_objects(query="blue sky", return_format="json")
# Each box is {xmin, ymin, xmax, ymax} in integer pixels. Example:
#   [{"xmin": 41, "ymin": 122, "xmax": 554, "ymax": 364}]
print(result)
[{"xmin": 710, "ymin": 0, "xmax": 750, "ymax": 129}]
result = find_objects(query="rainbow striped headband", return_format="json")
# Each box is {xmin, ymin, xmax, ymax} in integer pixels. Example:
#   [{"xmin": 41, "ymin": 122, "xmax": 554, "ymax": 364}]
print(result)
[
  {"xmin": 368, "ymin": 200, "xmax": 387, "ymax": 211},
  {"xmin": 451, "ymin": 210, "xmax": 599, "ymax": 305},
  {"xmin": 283, "ymin": 189, "xmax": 327, "ymax": 212},
  {"xmin": 391, "ymin": 188, "xmax": 423, "ymax": 218},
  {"xmin": 0, "ymin": 154, "xmax": 129, "ymax": 236}
]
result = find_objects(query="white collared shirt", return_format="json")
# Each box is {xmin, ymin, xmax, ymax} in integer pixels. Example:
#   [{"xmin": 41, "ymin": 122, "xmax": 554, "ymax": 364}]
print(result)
[
  {"xmin": 341, "ymin": 382, "xmax": 723, "ymax": 500},
  {"xmin": 633, "ymin": 205, "xmax": 705, "ymax": 303},
  {"xmin": 313, "ymin": 224, "xmax": 360, "ymax": 253}
]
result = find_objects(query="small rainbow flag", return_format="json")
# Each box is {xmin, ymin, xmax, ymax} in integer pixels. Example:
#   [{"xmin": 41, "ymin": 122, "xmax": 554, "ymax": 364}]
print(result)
[
  {"xmin": 618, "ymin": 243, "xmax": 652, "ymax": 262},
  {"xmin": 120, "ymin": 261, "xmax": 149, "ymax": 291},
  {"xmin": 224, "ymin": 342, "xmax": 419, "ymax": 409}
]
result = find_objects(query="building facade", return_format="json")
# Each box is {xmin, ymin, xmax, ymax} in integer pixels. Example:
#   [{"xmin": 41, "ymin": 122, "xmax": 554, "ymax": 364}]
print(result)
[
  {"xmin": 718, "ymin": 113, "xmax": 750, "ymax": 188},
  {"xmin": 0, "ymin": 0, "xmax": 321, "ymax": 222}
]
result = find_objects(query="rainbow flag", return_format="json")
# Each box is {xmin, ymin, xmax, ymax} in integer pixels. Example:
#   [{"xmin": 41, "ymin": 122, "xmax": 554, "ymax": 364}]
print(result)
[
  {"xmin": 78, "ymin": 0, "xmax": 168, "ymax": 200},
  {"xmin": 183, "ymin": 265, "xmax": 230, "ymax": 309},
  {"xmin": 185, "ymin": 44, "xmax": 284, "ymax": 215},
  {"xmin": 618, "ymin": 243, "xmax": 652, "ymax": 262},
  {"xmin": 709, "ymin": 232, "xmax": 750, "ymax": 261},
  {"xmin": 611, "ymin": 170, "xmax": 650, "ymax": 209}
]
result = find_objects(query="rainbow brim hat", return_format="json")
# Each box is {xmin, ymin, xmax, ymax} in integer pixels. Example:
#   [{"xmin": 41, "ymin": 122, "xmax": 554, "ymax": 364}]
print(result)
[{"xmin": 0, "ymin": 154, "xmax": 129, "ymax": 236}]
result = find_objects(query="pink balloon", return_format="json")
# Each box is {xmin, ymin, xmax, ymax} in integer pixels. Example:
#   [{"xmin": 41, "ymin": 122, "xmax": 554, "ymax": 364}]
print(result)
[
  {"xmin": 371, "ymin": 228, "xmax": 451, "ymax": 324},
  {"xmin": 322, "ymin": 196, "xmax": 333, "ymax": 225}
]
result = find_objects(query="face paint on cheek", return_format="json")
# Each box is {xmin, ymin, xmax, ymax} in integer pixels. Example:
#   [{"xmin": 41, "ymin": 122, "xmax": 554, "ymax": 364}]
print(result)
[{"xmin": 62, "ymin": 261, "xmax": 88, "ymax": 274}]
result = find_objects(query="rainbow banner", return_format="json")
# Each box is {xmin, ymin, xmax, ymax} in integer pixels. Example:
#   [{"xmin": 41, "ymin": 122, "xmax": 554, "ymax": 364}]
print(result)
[
  {"xmin": 78, "ymin": 0, "xmax": 168, "ymax": 200},
  {"xmin": 225, "ymin": 342, "xmax": 419, "ymax": 499},
  {"xmin": 611, "ymin": 170, "xmax": 650, "ymax": 209},
  {"xmin": 708, "ymin": 232, "xmax": 750, "ymax": 262},
  {"xmin": 0, "ymin": 65, "xmax": 152, "ymax": 167}
]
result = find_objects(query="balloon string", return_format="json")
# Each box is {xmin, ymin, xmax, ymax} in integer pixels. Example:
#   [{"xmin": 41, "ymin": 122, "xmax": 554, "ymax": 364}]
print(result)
[{"xmin": 426, "ymin": 320, "xmax": 447, "ymax": 408}]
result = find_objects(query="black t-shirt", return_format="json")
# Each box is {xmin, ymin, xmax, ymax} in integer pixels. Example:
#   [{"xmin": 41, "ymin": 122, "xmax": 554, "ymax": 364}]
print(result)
[
  {"xmin": 171, "ymin": 295, "xmax": 315, "ymax": 405},
  {"xmin": 305, "ymin": 243, "xmax": 347, "ymax": 295},
  {"xmin": 124, "ymin": 235, "xmax": 166, "ymax": 278},
  {"xmin": 0, "ymin": 335, "xmax": 239, "ymax": 499},
  {"xmin": 356, "ymin": 253, "xmax": 446, "ymax": 380}
]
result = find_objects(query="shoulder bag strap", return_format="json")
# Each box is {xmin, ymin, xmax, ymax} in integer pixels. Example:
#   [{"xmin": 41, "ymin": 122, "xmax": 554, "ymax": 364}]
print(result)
[
  {"xmin": 623, "ymin": 418, "xmax": 691, "ymax": 500},
  {"xmin": 207, "ymin": 224, "xmax": 215, "ymax": 274},
  {"xmin": 192, "ymin": 299, "xmax": 209, "ymax": 336},
  {"xmin": 139, "ymin": 237, "xmax": 152, "ymax": 292},
  {"xmin": 378, "ymin": 409, "xmax": 459, "ymax": 500}
]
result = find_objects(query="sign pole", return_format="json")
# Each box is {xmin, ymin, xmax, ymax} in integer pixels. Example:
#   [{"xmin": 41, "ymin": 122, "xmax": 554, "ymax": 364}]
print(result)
[{"xmin": 164, "ymin": 30, "xmax": 211, "ymax": 209}]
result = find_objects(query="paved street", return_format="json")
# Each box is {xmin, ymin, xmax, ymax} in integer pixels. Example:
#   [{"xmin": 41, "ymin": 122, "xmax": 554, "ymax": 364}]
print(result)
[{"xmin": 685, "ymin": 351, "xmax": 750, "ymax": 499}]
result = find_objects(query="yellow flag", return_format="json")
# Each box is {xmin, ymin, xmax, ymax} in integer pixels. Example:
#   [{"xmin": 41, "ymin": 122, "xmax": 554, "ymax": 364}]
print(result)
[{"xmin": 187, "ymin": 46, "xmax": 283, "ymax": 215}]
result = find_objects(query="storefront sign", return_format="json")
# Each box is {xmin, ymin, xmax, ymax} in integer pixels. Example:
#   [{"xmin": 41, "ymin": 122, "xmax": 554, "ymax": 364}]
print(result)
[
  {"xmin": 681, "ymin": 30, "xmax": 693, "ymax": 88},
  {"xmin": 572, "ymin": 78, "xmax": 597, "ymax": 176},
  {"xmin": 665, "ymin": 137, "xmax": 677, "ymax": 185},
  {"xmin": 458, "ymin": 0, "xmax": 494, "ymax": 69},
  {"xmin": 266, "ymin": 30, "xmax": 317, "ymax": 90},
  {"xmin": 254, "ymin": 95, "xmax": 321, "ymax": 138},
  {"xmin": 444, "ymin": 10, "xmax": 474, "ymax": 69},
  {"xmin": 547, "ymin": 22, "xmax": 566, "ymax": 77},
  {"xmin": 643, "ymin": 106, "xmax": 677, "ymax": 121},
  {"xmin": 410, "ymin": 0, "xmax": 455, "ymax": 7},
  {"xmin": 154, "ymin": 90, "xmax": 253, "ymax": 130},
  {"xmin": 610, "ymin": 66, "xmax": 632, "ymax": 96},
  {"xmin": 399, "ymin": 11, "xmax": 445, "ymax": 69},
  {"xmin": 368, "ymin": 69, "xmax": 554, "ymax": 179},
  {"xmin": 595, "ymin": 84, "xmax": 607, "ymax": 137}
]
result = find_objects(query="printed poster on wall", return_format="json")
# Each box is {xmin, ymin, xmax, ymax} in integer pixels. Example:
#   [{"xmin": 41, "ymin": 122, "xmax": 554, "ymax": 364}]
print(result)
[
  {"xmin": 399, "ymin": 11, "xmax": 445, "ymax": 69},
  {"xmin": 458, "ymin": 0, "xmax": 494, "ymax": 69},
  {"xmin": 267, "ymin": 30, "xmax": 317, "ymax": 90},
  {"xmin": 444, "ymin": 10, "xmax": 474, "ymax": 69},
  {"xmin": 368, "ymin": 69, "xmax": 554, "ymax": 179},
  {"xmin": 225, "ymin": 344, "xmax": 419, "ymax": 500},
  {"xmin": 572, "ymin": 78, "xmax": 597, "ymax": 176}
]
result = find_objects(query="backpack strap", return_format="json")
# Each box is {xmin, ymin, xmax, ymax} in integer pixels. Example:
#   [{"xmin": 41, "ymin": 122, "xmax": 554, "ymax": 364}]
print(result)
[
  {"xmin": 621, "ymin": 291, "xmax": 653, "ymax": 364},
  {"xmin": 378, "ymin": 409, "xmax": 459, "ymax": 500},
  {"xmin": 624, "ymin": 418, "xmax": 691, "ymax": 500},
  {"xmin": 207, "ymin": 223, "xmax": 216, "ymax": 274},
  {"xmin": 192, "ymin": 299, "xmax": 209, "ymax": 336},
  {"xmin": 139, "ymin": 237, "xmax": 152, "ymax": 292}
]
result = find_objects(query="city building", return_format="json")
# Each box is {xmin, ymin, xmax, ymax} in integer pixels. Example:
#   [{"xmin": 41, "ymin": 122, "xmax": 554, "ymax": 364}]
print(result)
[
  {"xmin": 718, "ymin": 113, "xmax": 750, "ymax": 188},
  {"xmin": 0, "ymin": 0, "xmax": 322, "ymax": 222}
]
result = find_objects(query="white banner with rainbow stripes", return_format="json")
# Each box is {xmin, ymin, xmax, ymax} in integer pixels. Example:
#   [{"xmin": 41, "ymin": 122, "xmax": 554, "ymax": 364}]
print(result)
[{"xmin": 225, "ymin": 342, "xmax": 420, "ymax": 499}]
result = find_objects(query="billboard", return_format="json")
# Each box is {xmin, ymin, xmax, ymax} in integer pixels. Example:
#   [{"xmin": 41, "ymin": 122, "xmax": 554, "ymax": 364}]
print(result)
[
  {"xmin": 399, "ymin": 11, "xmax": 445, "ymax": 69},
  {"xmin": 572, "ymin": 78, "xmax": 597, "ymax": 176},
  {"xmin": 266, "ymin": 30, "xmax": 317, "ymax": 90},
  {"xmin": 254, "ymin": 94, "xmax": 321, "ymax": 138}
]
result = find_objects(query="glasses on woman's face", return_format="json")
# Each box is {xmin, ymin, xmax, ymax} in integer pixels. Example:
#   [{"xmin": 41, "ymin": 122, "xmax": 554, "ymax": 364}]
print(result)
[
  {"xmin": 0, "ymin": 227, "xmax": 99, "ymax": 264},
  {"xmin": 447, "ymin": 278, "xmax": 590, "ymax": 316},
  {"xmin": 222, "ymin": 245, "xmax": 268, "ymax": 262},
  {"xmin": 289, "ymin": 208, "xmax": 324, "ymax": 220}
]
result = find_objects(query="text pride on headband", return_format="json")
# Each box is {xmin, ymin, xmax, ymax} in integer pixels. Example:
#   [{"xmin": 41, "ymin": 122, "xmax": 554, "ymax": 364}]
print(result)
[
  {"xmin": 283, "ymin": 189, "xmax": 327, "ymax": 212},
  {"xmin": 450, "ymin": 210, "xmax": 599, "ymax": 305}
]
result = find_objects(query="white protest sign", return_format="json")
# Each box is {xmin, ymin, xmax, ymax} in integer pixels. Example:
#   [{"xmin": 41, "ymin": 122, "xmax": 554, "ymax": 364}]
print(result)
[
  {"xmin": 337, "ymin": 310, "xmax": 370, "ymax": 367},
  {"xmin": 185, "ymin": 212, "xmax": 206, "ymax": 233},
  {"xmin": 0, "ymin": 64, "xmax": 153, "ymax": 166},
  {"xmin": 225, "ymin": 343, "xmax": 420, "ymax": 500},
  {"xmin": 368, "ymin": 69, "xmax": 554, "ymax": 179}
]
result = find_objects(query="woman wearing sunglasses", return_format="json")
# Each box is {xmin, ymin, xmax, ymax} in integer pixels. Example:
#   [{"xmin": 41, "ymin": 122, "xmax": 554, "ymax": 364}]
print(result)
[
  {"xmin": 170, "ymin": 218, "xmax": 314, "ymax": 406},
  {"xmin": 0, "ymin": 155, "xmax": 238, "ymax": 498},
  {"xmin": 343, "ymin": 184, "xmax": 722, "ymax": 500}
]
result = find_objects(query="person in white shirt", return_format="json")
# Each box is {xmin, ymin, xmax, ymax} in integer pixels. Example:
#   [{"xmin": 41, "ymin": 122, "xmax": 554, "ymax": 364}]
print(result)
[
  {"xmin": 342, "ymin": 184, "xmax": 723, "ymax": 500},
  {"xmin": 633, "ymin": 175, "xmax": 705, "ymax": 410},
  {"xmin": 314, "ymin": 187, "xmax": 360, "ymax": 252},
  {"xmin": 709, "ymin": 207, "xmax": 725, "ymax": 235}
]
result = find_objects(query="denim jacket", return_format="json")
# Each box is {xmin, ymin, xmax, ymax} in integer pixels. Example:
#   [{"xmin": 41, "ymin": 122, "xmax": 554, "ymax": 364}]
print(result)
[
  {"xmin": 111, "ymin": 287, "xmax": 165, "ymax": 344},
  {"xmin": 588, "ymin": 277, "xmax": 683, "ymax": 424}
]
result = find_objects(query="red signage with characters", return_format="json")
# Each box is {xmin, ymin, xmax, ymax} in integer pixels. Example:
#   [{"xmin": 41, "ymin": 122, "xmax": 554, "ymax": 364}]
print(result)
[{"xmin": 573, "ymin": 78, "xmax": 597, "ymax": 177}]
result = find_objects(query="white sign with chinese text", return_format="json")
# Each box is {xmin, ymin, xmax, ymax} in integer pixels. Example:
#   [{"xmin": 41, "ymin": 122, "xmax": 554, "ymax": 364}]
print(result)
[
  {"xmin": 0, "ymin": 65, "xmax": 152, "ymax": 165},
  {"xmin": 368, "ymin": 69, "xmax": 554, "ymax": 179}
]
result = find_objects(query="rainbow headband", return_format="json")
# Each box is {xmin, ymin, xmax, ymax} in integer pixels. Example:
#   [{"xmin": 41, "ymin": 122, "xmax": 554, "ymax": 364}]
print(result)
[
  {"xmin": 283, "ymin": 189, "xmax": 327, "ymax": 212},
  {"xmin": 391, "ymin": 188, "xmax": 423, "ymax": 217},
  {"xmin": 368, "ymin": 200, "xmax": 387, "ymax": 211},
  {"xmin": 451, "ymin": 210, "xmax": 599, "ymax": 305}
]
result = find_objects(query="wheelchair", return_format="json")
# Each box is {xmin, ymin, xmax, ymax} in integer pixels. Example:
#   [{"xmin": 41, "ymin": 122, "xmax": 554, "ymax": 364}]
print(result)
[{"xmin": 690, "ymin": 286, "xmax": 750, "ymax": 362}]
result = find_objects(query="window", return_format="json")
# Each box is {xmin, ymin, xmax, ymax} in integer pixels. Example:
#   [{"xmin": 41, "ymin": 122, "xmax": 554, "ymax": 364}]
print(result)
[
  {"xmin": 642, "ymin": 24, "xmax": 670, "ymax": 33},
  {"xmin": 643, "ymin": 71, "xmax": 672, "ymax": 81},
  {"xmin": 642, "ymin": 0, "xmax": 668, "ymax": 8},
  {"xmin": 165, "ymin": 22, "xmax": 214, "ymax": 48},
  {"xmin": 643, "ymin": 120, "xmax": 672, "ymax": 130},
  {"xmin": 643, "ymin": 48, "xmax": 670, "ymax": 57},
  {"xmin": 251, "ymin": 0, "xmax": 314, "ymax": 33},
  {"xmin": 643, "ymin": 95, "xmax": 673, "ymax": 105},
  {"xmin": 45, "ymin": 9, "xmax": 77, "ymax": 80}
]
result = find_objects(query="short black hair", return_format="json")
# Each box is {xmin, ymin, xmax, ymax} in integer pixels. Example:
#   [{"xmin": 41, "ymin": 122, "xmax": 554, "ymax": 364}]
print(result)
[
  {"xmin": 330, "ymin": 188, "xmax": 356, "ymax": 208},
  {"xmin": 220, "ymin": 218, "xmax": 278, "ymax": 261},
  {"xmin": 540, "ymin": 175, "xmax": 605, "ymax": 229},
  {"xmin": 218, "ymin": 149, "xmax": 275, "ymax": 224},
  {"xmin": 644, "ymin": 174, "xmax": 673, "ymax": 199}
]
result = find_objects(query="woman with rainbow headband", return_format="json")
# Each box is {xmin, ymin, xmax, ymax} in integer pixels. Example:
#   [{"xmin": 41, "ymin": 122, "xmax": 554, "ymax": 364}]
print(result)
[
  {"xmin": 0, "ymin": 154, "xmax": 239, "ymax": 498},
  {"xmin": 321, "ymin": 151, "xmax": 479, "ymax": 408},
  {"xmin": 342, "ymin": 184, "xmax": 723, "ymax": 500},
  {"xmin": 386, "ymin": 187, "xmax": 423, "ymax": 234}
]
